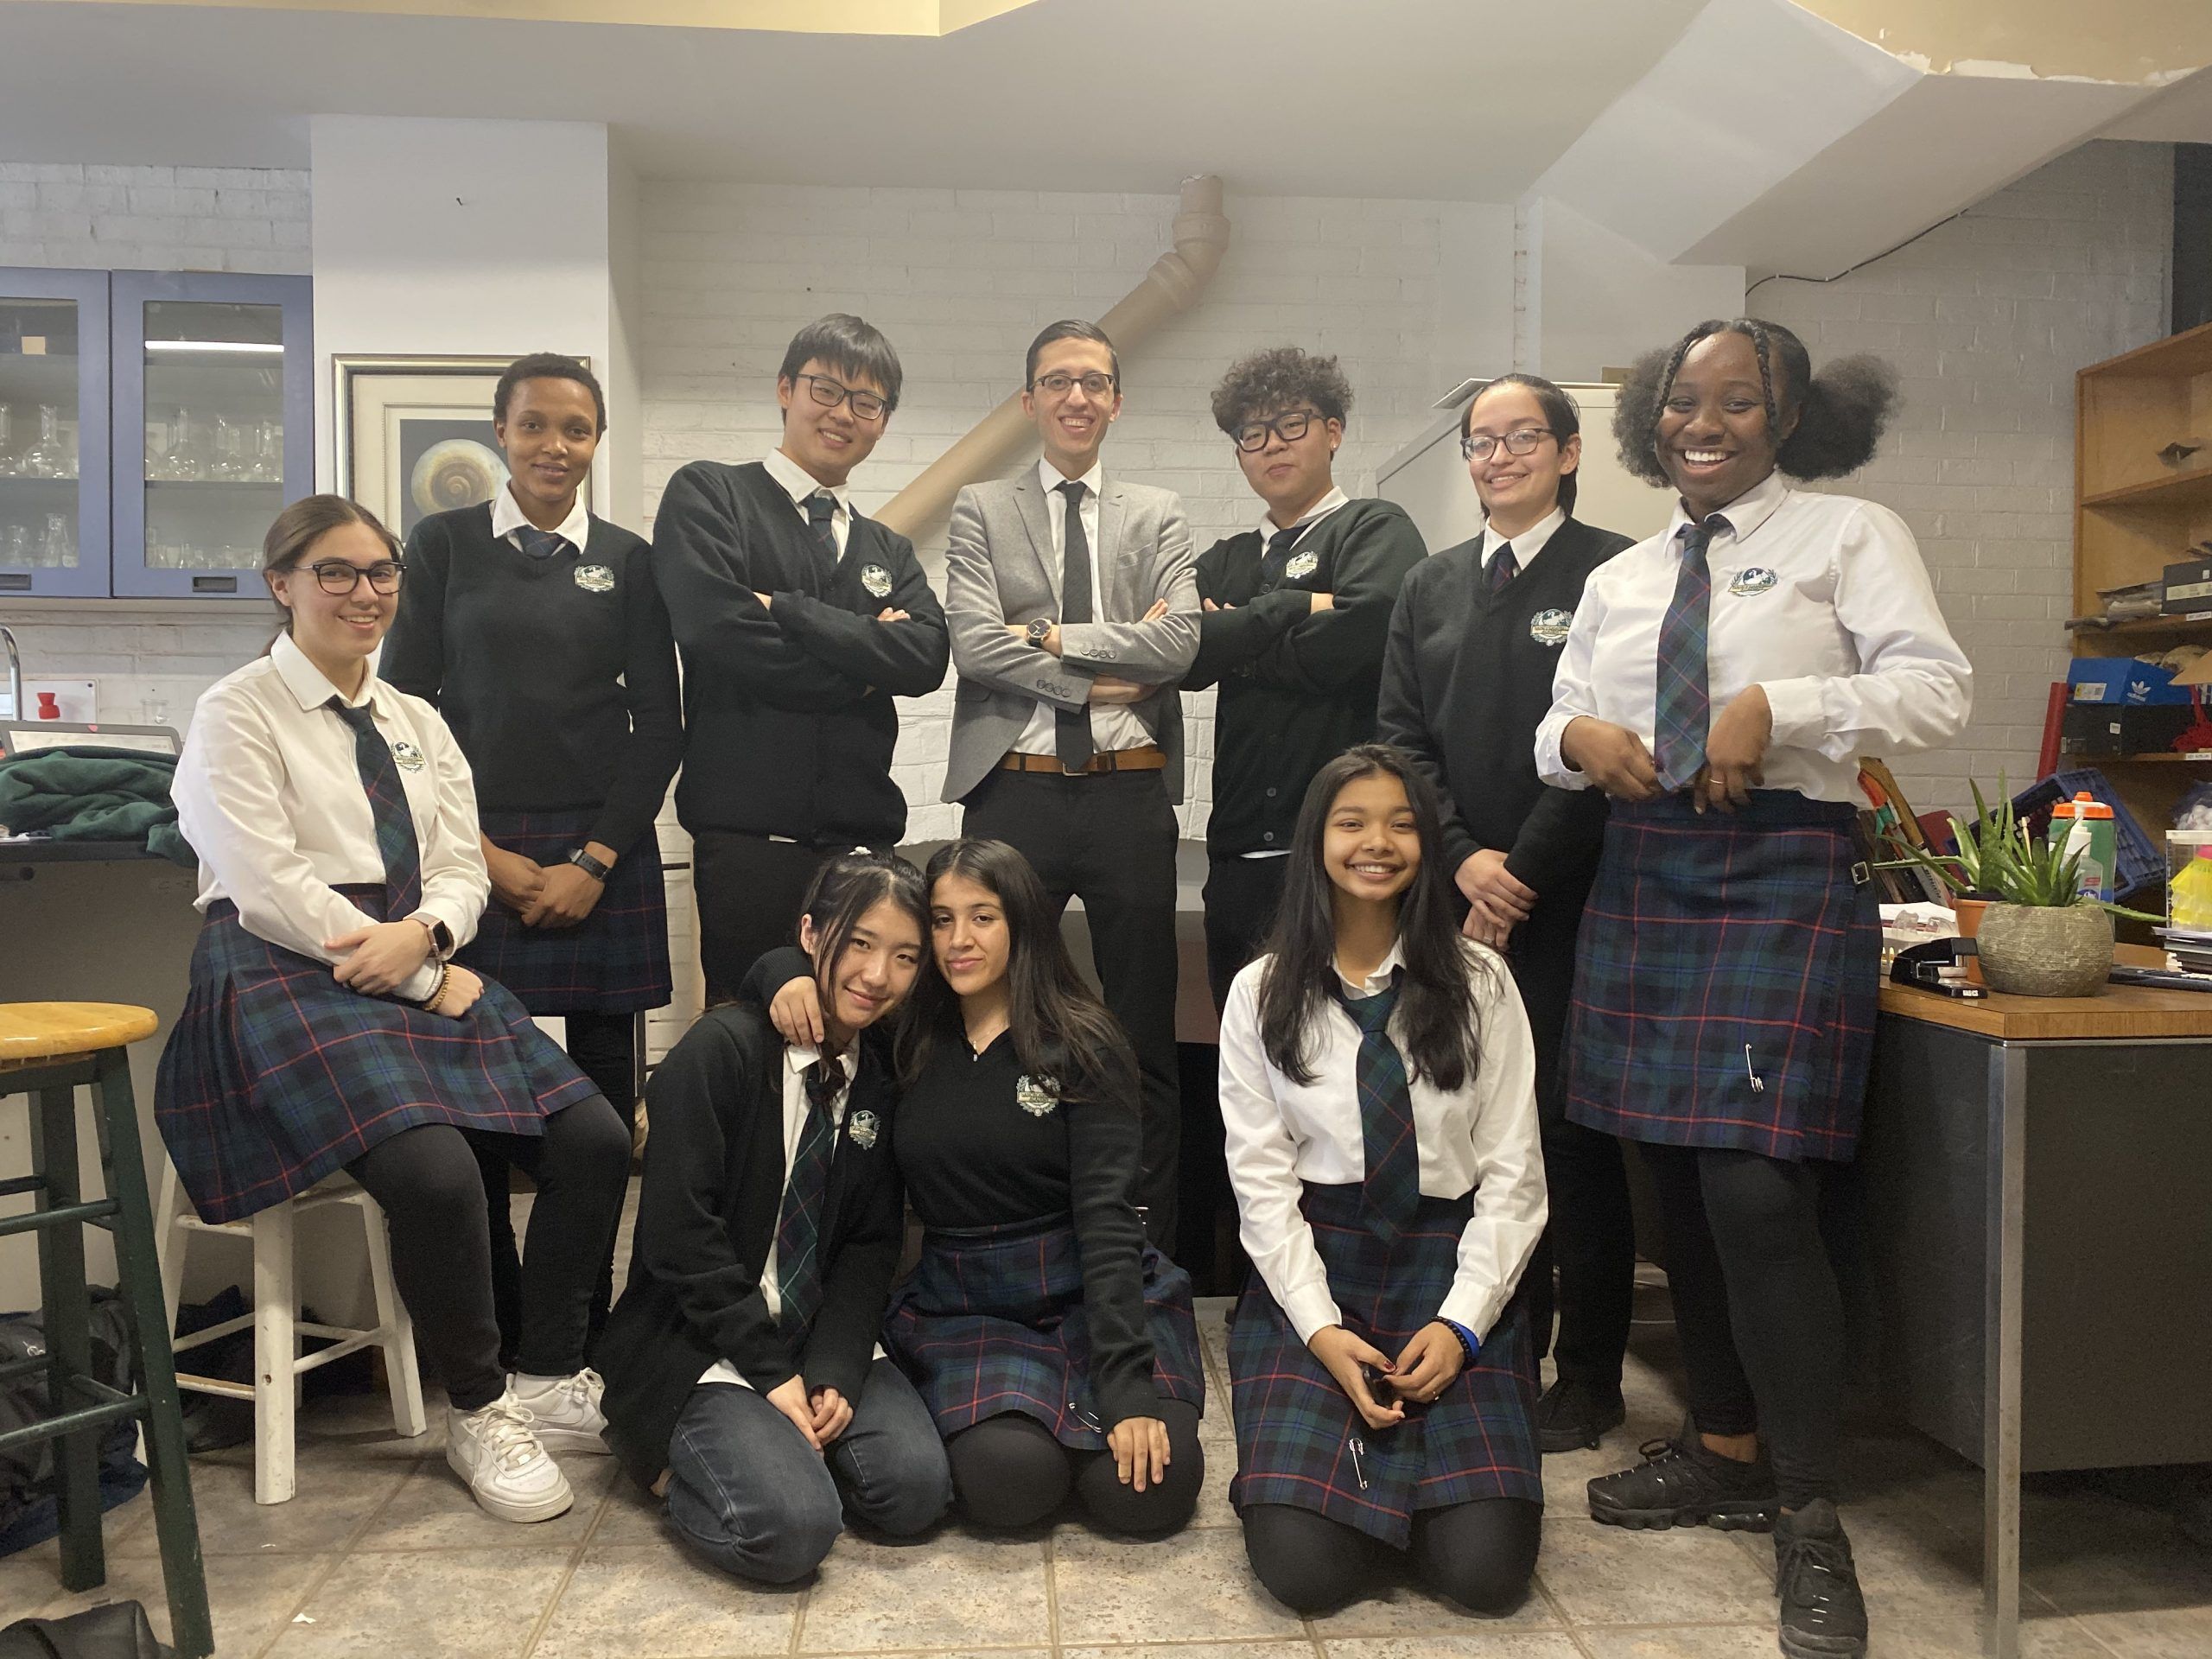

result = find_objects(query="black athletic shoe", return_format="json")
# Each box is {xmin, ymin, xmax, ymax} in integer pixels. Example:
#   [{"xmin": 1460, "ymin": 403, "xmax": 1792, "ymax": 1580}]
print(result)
[
  {"xmin": 1586, "ymin": 1427, "xmax": 1779, "ymax": 1531},
  {"xmin": 1773, "ymin": 1499, "xmax": 1869, "ymax": 1659},
  {"xmin": 1535, "ymin": 1377, "xmax": 1627, "ymax": 1453}
]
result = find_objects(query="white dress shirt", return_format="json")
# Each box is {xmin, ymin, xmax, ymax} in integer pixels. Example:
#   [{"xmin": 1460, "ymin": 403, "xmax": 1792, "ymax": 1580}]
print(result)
[
  {"xmin": 698, "ymin": 1041, "xmax": 865, "ymax": 1390},
  {"xmin": 1017, "ymin": 454, "xmax": 1151, "ymax": 757},
  {"xmin": 1479, "ymin": 505, "xmax": 1563, "ymax": 575},
  {"xmin": 171, "ymin": 632, "xmax": 486, "ymax": 1005},
  {"xmin": 488, "ymin": 481, "xmax": 591, "ymax": 558},
  {"xmin": 1258, "ymin": 483, "xmax": 1350, "ymax": 546},
  {"xmin": 1534, "ymin": 473, "xmax": 1971, "ymax": 804},
  {"xmin": 764, "ymin": 446, "xmax": 853, "ymax": 558},
  {"xmin": 1217, "ymin": 939, "xmax": 1548, "ymax": 1346}
]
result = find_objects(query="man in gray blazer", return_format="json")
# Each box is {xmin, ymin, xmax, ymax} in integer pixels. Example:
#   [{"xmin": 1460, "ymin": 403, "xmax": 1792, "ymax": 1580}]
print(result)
[{"xmin": 943, "ymin": 319, "xmax": 1199, "ymax": 1247}]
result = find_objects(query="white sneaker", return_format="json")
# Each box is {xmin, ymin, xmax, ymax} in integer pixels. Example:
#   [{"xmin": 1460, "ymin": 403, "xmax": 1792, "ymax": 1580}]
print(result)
[
  {"xmin": 445, "ymin": 1394, "xmax": 574, "ymax": 1523},
  {"xmin": 508, "ymin": 1368, "xmax": 611, "ymax": 1455}
]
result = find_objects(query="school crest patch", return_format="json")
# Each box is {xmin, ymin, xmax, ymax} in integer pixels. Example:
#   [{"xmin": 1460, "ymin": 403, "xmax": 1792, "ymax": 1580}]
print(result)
[
  {"xmin": 1728, "ymin": 567, "xmax": 1778, "ymax": 597},
  {"xmin": 861, "ymin": 563, "xmax": 893, "ymax": 599},
  {"xmin": 1014, "ymin": 1074, "xmax": 1059, "ymax": 1117},
  {"xmin": 1284, "ymin": 549, "xmax": 1319, "ymax": 582},
  {"xmin": 1528, "ymin": 608, "xmax": 1573, "ymax": 646},
  {"xmin": 573, "ymin": 563, "xmax": 615, "ymax": 594},
  {"xmin": 388, "ymin": 739, "xmax": 427, "ymax": 773},
  {"xmin": 847, "ymin": 1109, "xmax": 880, "ymax": 1150}
]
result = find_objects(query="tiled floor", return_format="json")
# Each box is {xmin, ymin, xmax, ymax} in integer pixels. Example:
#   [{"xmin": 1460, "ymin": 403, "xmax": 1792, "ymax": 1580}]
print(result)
[{"xmin": 5, "ymin": 1276, "xmax": 2208, "ymax": 1657}]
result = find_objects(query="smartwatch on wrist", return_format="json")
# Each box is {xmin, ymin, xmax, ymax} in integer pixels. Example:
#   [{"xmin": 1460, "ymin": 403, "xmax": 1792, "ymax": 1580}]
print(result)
[
  {"xmin": 569, "ymin": 848, "xmax": 613, "ymax": 882},
  {"xmin": 410, "ymin": 914, "xmax": 454, "ymax": 958},
  {"xmin": 1025, "ymin": 616, "xmax": 1055, "ymax": 650}
]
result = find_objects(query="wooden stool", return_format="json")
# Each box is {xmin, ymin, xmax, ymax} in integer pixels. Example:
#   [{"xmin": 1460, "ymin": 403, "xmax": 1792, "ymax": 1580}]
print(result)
[
  {"xmin": 156, "ymin": 1165, "xmax": 427, "ymax": 1505},
  {"xmin": 0, "ymin": 1002, "xmax": 212, "ymax": 1659}
]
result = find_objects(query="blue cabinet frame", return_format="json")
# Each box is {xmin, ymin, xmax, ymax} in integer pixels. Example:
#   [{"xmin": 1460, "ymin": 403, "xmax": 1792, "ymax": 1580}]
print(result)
[
  {"xmin": 111, "ymin": 270, "xmax": 314, "ymax": 599},
  {"xmin": 0, "ymin": 266, "xmax": 111, "ymax": 600}
]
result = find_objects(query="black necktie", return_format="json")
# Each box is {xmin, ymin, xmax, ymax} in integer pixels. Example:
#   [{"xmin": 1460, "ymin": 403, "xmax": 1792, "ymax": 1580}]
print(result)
[
  {"xmin": 805, "ymin": 490, "xmax": 838, "ymax": 563},
  {"xmin": 1487, "ymin": 539, "xmax": 1518, "ymax": 594},
  {"xmin": 1262, "ymin": 524, "xmax": 1302, "ymax": 588},
  {"xmin": 515, "ymin": 525, "xmax": 565, "ymax": 562},
  {"xmin": 1055, "ymin": 479, "xmax": 1094, "ymax": 772},
  {"xmin": 328, "ymin": 699, "xmax": 423, "ymax": 920}
]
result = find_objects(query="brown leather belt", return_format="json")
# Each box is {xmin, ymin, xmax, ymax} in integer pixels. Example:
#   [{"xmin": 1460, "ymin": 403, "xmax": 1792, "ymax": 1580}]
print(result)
[{"xmin": 999, "ymin": 744, "xmax": 1166, "ymax": 776}]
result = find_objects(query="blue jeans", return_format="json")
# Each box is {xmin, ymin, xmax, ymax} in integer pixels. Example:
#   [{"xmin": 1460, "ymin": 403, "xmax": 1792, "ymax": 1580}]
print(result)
[{"xmin": 665, "ymin": 1357, "xmax": 951, "ymax": 1583}]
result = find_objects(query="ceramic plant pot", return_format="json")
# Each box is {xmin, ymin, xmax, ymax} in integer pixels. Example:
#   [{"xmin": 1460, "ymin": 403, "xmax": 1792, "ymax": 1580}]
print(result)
[{"xmin": 1974, "ymin": 901, "xmax": 2113, "ymax": 998}]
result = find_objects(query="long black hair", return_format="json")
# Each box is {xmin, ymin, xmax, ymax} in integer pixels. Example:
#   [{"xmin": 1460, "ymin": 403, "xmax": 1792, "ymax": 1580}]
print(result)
[
  {"xmin": 1255, "ymin": 744, "xmax": 1489, "ymax": 1092},
  {"xmin": 897, "ymin": 839, "xmax": 1139, "ymax": 1108},
  {"xmin": 797, "ymin": 849, "xmax": 929, "ymax": 1017},
  {"xmin": 1463, "ymin": 372, "xmax": 1582, "ymax": 517},
  {"xmin": 1612, "ymin": 317, "xmax": 1897, "ymax": 488}
]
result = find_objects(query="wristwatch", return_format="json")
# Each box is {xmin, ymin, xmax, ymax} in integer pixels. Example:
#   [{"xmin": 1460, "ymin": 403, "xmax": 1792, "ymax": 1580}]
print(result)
[
  {"xmin": 569, "ymin": 848, "xmax": 613, "ymax": 882},
  {"xmin": 1025, "ymin": 616, "xmax": 1055, "ymax": 649},
  {"xmin": 410, "ymin": 913, "xmax": 454, "ymax": 958}
]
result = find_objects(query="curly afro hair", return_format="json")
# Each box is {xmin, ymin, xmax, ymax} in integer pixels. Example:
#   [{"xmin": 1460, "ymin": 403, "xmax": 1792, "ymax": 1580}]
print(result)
[
  {"xmin": 1210, "ymin": 346, "xmax": 1354, "ymax": 436},
  {"xmin": 1611, "ymin": 318, "xmax": 1898, "ymax": 488}
]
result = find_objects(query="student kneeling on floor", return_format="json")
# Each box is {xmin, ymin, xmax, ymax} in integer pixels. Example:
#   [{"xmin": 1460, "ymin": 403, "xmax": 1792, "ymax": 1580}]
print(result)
[{"xmin": 597, "ymin": 853, "xmax": 953, "ymax": 1582}]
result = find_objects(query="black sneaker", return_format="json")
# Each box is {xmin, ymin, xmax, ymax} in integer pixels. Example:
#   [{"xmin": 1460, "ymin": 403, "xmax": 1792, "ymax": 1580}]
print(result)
[
  {"xmin": 1535, "ymin": 1377, "xmax": 1627, "ymax": 1453},
  {"xmin": 1773, "ymin": 1499, "xmax": 1869, "ymax": 1659},
  {"xmin": 1586, "ymin": 1427, "xmax": 1779, "ymax": 1531}
]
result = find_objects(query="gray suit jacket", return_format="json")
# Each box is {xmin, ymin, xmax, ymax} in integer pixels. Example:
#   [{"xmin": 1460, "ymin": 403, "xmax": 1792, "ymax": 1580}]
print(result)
[{"xmin": 942, "ymin": 471, "xmax": 1200, "ymax": 804}]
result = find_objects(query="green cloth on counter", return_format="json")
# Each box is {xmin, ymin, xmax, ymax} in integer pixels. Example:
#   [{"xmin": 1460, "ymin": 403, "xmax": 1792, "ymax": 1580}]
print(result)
[{"xmin": 0, "ymin": 746, "xmax": 194, "ymax": 868}]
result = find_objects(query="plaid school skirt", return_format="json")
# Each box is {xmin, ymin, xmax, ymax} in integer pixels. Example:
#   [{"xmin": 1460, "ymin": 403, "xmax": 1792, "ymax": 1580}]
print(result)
[
  {"xmin": 155, "ymin": 885, "xmax": 601, "ymax": 1225},
  {"xmin": 1228, "ymin": 1182, "xmax": 1541, "ymax": 1549},
  {"xmin": 883, "ymin": 1214, "xmax": 1206, "ymax": 1452},
  {"xmin": 1563, "ymin": 791, "xmax": 1880, "ymax": 1162},
  {"xmin": 463, "ymin": 809, "xmax": 673, "ymax": 1016}
]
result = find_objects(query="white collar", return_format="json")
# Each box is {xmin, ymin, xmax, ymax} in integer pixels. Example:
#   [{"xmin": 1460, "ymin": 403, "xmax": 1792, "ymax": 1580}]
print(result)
[
  {"xmin": 766, "ymin": 447, "xmax": 853, "ymax": 518},
  {"xmin": 1666, "ymin": 469, "xmax": 1789, "ymax": 546},
  {"xmin": 1037, "ymin": 454, "xmax": 1105, "ymax": 500},
  {"xmin": 1482, "ymin": 505, "xmax": 1564, "ymax": 568},
  {"xmin": 1333, "ymin": 937, "xmax": 1407, "ymax": 998},
  {"xmin": 1260, "ymin": 483, "xmax": 1350, "ymax": 541},
  {"xmin": 785, "ymin": 1040, "xmax": 858, "ymax": 1087},
  {"xmin": 490, "ymin": 483, "xmax": 590, "ymax": 555},
  {"xmin": 271, "ymin": 630, "xmax": 380, "ymax": 715}
]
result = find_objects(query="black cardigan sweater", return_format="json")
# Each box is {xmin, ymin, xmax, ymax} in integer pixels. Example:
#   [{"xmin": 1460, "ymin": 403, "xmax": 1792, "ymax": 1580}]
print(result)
[
  {"xmin": 1376, "ymin": 515, "xmax": 1633, "ymax": 899},
  {"xmin": 651, "ymin": 461, "xmax": 949, "ymax": 846},
  {"xmin": 596, "ymin": 1002, "xmax": 903, "ymax": 1489},
  {"xmin": 383, "ymin": 503, "xmax": 683, "ymax": 861},
  {"xmin": 1183, "ymin": 499, "xmax": 1427, "ymax": 857}
]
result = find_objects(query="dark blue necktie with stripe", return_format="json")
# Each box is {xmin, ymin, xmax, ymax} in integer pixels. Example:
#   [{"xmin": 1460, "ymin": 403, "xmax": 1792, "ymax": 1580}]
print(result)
[
  {"xmin": 515, "ymin": 525, "xmax": 566, "ymax": 562},
  {"xmin": 773, "ymin": 1059, "xmax": 844, "ymax": 1337},
  {"xmin": 805, "ymin": 490, "xmax": 839, "ymax": 564},
  {"xmin": 1486, "ymin": 540, "xmax": 1518, "ymax": 594},
  {"xmin": 1335, "ymin": 976, "xmax": 1420, "ymax": 1245},
  {"xmin": 329, "ymin": 699, "xmax": 423, "ymax": 919},
  {"xmin": 1653, "ymin": 516, "xmax": 1729, "ymax": 792}
]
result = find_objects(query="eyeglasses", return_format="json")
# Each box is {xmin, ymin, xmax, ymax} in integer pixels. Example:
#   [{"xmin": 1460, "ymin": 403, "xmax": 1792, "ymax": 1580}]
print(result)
[
  {"xmin": 1030, "ymin": 371, "xmax": 1118, "ymax": 398},
  {"xmin": 1461, "ymin": 427, "xmax": 1555, "ymax": 461},
  {"xmin": 307, "ymin": 559, "xmax": 405, "ymax": 595},
  {"xmin": 1233, "ymin": 410, "xmax": 1327, "ymax": 453},
  {"xmin": 793, "ymin": 372, "xmax": 889, "ymax": 423}
]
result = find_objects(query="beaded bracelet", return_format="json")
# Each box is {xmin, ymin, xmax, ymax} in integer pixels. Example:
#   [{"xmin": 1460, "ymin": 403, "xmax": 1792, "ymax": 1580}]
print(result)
[{"xmin": 420, "ymin": 963, "xmax": 453, "ymax": 1014}]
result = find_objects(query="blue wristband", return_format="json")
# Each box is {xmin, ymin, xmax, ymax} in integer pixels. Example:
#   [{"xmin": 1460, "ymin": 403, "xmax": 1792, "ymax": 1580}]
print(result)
[{"xmin": 1441, "ymin": 1319, "xmax": 1481, "ymax": 1365}]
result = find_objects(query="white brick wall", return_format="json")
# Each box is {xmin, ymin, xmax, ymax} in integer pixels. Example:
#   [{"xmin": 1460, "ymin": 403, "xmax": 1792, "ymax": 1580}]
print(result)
[
  {"xmin": 638, "ymin": 182, "xmax": 1511, "ymax": 842},
  {"xmin": 1753, "ymin": 139, "xmax": 2173, "ymax": 818},
  {"xmin": 0, "ymin": 162, "xmax": 310, "ymax": 275}
]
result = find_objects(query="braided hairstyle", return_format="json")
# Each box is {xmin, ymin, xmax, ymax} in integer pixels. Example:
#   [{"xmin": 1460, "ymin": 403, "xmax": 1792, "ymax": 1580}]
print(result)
[{"xmin": 1612, "ymin": 317, "xmax": 1898, "ymax": 488}]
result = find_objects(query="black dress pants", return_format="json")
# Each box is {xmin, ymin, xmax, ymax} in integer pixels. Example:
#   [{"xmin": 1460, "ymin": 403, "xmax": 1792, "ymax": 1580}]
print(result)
[
  {"xmin": 692, "ymin": 830, "xmax": 856, "ymax": 1007},
  {"xmin": 480, "ymin": 1010, "xmax": 639, "ymax": 1368},
  {"xmin": 963, "ymin": 766, "xmax": 1182, "ymax": 1245},
  {"xmin": 1201, "ymin": 853, "xmax": 1288, "ymax": 1014},
  {"xmin": 346, "ymin": 1096, "xmax": 632, "ymax": 1413},
  {"xmin": 1242, "ymin": 1498, "xmax": 1541, "ymax": 1614},
  {"xmin": 1640, "ymin": 1141, "xmax": 1844, "ymax": 1508}
]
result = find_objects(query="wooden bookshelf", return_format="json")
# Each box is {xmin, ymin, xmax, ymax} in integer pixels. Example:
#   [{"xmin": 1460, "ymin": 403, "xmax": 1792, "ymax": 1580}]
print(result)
[{"xmin": 2071, "ymin": 321, "xmax": 2212, "ymax": 911}]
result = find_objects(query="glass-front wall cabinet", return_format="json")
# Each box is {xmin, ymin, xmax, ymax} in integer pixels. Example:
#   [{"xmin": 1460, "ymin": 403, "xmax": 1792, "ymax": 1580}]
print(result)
[
  {"xmin": 0, "ymin": 268, "xmax": 109, "ymax": 599},
  {"xmin": 0, "ymin": 266, "xmax": 310, "ymax": 599}
]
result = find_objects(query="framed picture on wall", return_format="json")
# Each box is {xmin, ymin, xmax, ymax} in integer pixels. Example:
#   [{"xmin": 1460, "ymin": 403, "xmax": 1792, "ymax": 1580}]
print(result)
[{"xmin": 334, "ymin": 353, "xmax": 592, "ymax": 538}]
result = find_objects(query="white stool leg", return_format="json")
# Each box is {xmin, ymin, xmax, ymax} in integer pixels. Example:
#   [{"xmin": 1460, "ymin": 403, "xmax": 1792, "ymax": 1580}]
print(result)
[
  {"xmin": 156, "ymin": 1160, "xmax": 188, "ymax": 1337},
  {"xmin": 251, "ymin": 1200, "xmax": 297, "ymax": 1505},
  {"xmin": 361, "ymin": 1195, "xmax": 427, "ymax": 1439}
]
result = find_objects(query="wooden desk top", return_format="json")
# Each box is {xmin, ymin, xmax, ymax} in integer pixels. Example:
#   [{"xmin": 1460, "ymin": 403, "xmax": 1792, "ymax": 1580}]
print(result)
[{"xmin": 1880, "ymin": 944, "xmax": 2212, "ymax": 1039}]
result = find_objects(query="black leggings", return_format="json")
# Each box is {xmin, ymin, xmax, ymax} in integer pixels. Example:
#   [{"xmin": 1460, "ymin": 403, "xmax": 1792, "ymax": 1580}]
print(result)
[
  {"xmin": 346, "ymin": 1095, "xmax": 631, "ymax": 1412},
  {"xmin": 1641, "ymin": 1141, "xmax": 1841, "ymax": 1508},
  {"xmin": 945, "ymin": 1401, "xmax": 1205, "ymax": 1535},
  {"xmin": 1242, "ymin": 1497, "xmax": 1540, "ymax": 1615},
  {"xmin": 478, "ymin": 1011, "xmax": 638, "ymax": 1366}
]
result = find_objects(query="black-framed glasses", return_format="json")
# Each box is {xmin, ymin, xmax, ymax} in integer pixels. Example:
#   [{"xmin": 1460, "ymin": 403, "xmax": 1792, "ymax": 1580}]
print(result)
[
  {"xmin": 1030, "ymin": 370, "xmax": 1118, "ymax": 398},
  {"xmin": 794, "ymin": 372, "xmax": 889, "ymax": 423},
  {"xmin": 1233, "ymin": 410, "xmax": 1327, "ymax": 453},
  {"xmin": 308, "ymin": 559, "xmax": 404, "ymax": 595},
  {"xmin": 1461, "ymin": 426, "xmax": 1555, "ymax": 461}
]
